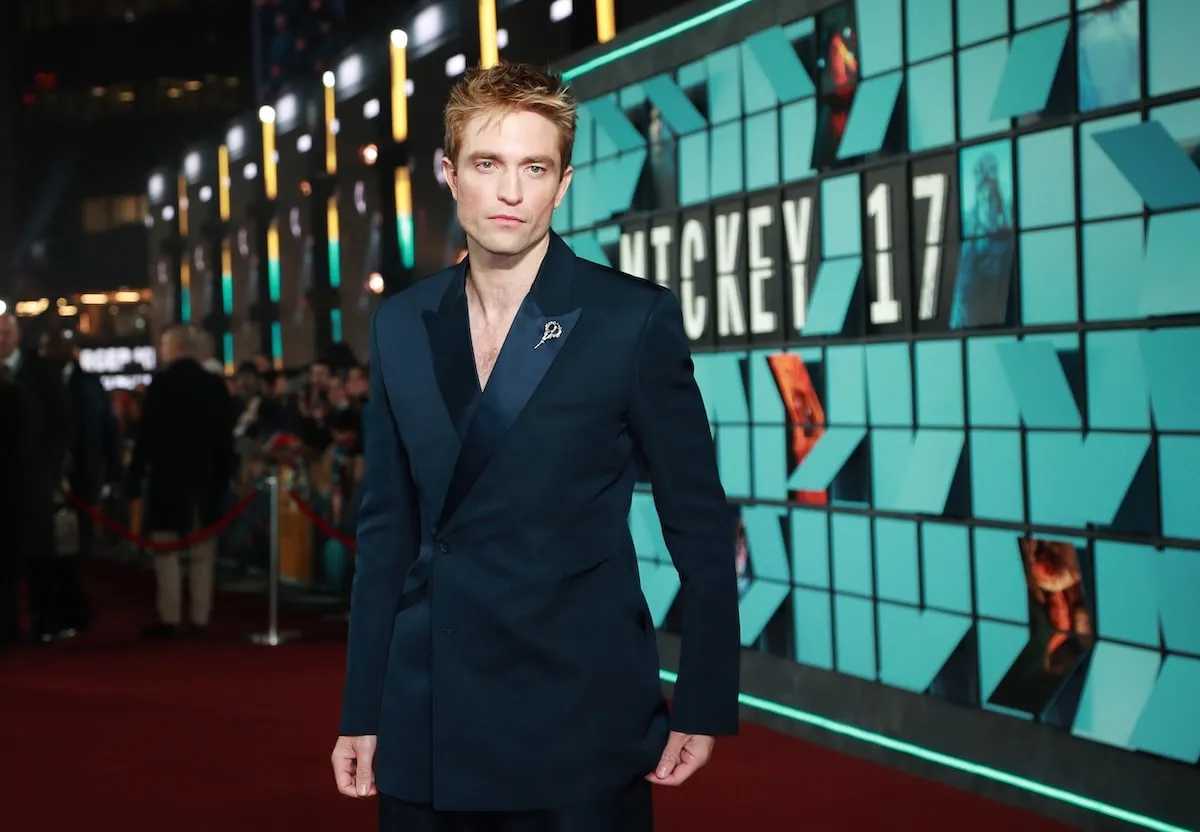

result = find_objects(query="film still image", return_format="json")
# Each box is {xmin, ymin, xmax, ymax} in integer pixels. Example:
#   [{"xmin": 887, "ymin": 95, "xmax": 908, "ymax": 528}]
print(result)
[
  {"xmin": 989, "ymin": 537, "xmax": 1095, "ymax": 721},
  {"xmin": 767, "ymin": 352, "xmax": 828, "ymax": 506}
]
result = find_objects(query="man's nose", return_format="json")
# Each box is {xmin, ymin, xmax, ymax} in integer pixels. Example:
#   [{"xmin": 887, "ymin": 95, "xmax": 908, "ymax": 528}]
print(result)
[{"xmin": 496, "ymin": 170, "xmax": 523, "ymax": 205}]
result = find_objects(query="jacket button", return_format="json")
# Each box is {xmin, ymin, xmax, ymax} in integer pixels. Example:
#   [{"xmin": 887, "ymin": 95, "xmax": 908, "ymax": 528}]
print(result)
[{"xmin": 438, "ymin": 541, "xmax": 451, "ymax": 553}]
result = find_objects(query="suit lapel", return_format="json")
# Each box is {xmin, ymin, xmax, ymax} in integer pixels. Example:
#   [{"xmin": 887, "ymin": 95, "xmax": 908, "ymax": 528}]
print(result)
[
  {"xmin": 437, "ymin": 233, "xmax": 582, "ymax": 531},
  {"xmin": 422, "ymin": 262, "xmax": 479, "ymax": 438}
]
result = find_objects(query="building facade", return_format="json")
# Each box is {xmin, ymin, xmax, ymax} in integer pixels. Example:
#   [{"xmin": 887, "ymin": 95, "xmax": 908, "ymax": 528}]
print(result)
[
  {"xmin": 144, "ymin": 0, "xmax": 686, "ymax": 368},
  {"xmin": 9, "ymin": 0, "xmax": 253, "ymax": 321}
]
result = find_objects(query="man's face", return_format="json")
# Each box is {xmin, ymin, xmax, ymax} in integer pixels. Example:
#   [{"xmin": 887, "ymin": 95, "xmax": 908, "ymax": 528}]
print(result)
[
  {"xmin": 327, "ymin": 376, "xmax": 348, "ymax": 408},
  {"xmin": 443, "ymin": 109, "xmax": 572, "ymax": 261},
  {"xmin": 159, "ymin": 333, "xmax": 179, "ymax": 364},
  {"xmin": 237, "ymin": 370, "xmax": 258, "ymax": 397},
  {"xmin": 0, "ymin": 316, "xmax": 19, "ymax": 360},
  {"xmin": 310, "ymin": 362, "xmax": 330, "ymax": 389},
  {"xmin": 346, "ymin": 366, "xmax": 368, "ymax": 398}
]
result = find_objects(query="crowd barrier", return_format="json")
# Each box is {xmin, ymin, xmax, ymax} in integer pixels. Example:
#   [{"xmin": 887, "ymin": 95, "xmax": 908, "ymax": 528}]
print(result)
[{"xmin": 66, "ymin": 465, "xmax": 358, "ymax": 648}]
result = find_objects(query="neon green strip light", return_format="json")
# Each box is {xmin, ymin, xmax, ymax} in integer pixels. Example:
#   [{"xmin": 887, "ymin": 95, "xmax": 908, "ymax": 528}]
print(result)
[
  {"xmin": 222, "ymin": 271, "xmax": 233, "ymax": 315},
  {"xmin": 223, "ymin": 332, "xmax": 234, "ymax": 364},
  {"xmin": 658, "ymin": 670, "xmax": 1190, "ymax": 832},
  {"xmin": 270, "ymin": 322, "xmax": 283, "ymax": 362},
  {"xmin": 561, "ymin": 0, "xmax": 756, "ymax": 81},
  {"xmin": 328, "ymin": 240, "xmax": 342, "ymax": 289},
  {"xmin": 397, "ymin": 216, "xmax": 415, "ymax": 269},
  {"xmin": 268, "ymin": 258, "xmax": 281, "ymax": 303},
  {"xmin": 180, "ymin": 289, "xmax": 191, "ymax": 323},
  {"xmin": 331, "ymin": 308, "xmax": 343, "ymax": 343}
]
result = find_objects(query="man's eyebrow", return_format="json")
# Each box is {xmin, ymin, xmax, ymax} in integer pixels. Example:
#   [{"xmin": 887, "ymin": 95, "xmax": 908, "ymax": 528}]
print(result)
[{"xmin": 465, "ymin": 151, "xmax": 556, "ymax": 167}]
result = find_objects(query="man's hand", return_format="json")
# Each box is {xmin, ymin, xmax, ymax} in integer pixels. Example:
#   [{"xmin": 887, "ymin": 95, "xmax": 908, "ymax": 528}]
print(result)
[
  {"xmin": 332, "ymin": 735, "xmax": 378, "ymax": 798},
  {"xmin": 646, "ymin": 731, "xmax": 715, "ymax": 787}
]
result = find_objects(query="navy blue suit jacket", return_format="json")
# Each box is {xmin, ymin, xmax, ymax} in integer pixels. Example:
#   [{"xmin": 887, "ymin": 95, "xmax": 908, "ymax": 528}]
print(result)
[{"xmin": 339, "ymin": 232, "xmax": 740, "ymax": 812}]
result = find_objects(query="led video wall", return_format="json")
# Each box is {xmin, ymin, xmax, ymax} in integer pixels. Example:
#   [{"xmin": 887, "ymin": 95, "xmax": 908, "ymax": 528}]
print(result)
[
  {"xmin": 555, "ymin": 0, "xmax": 1200, "ymax": 766},
  {"xmin": 408, "ymin": 38, "xmax": 476, "ymax": 277},
  {"xmin": 275, "ymin": 93, "xmax": 317, "ymax": 367},
  {"xmin": 182, "ymin": 148, "xmax": 217, "ymax": 330},
  {"xmin": 145, "ymin": 168, "xmax": 177, "ymax": 341},
  {"xmin": 333, "ymin": 65, "xmax": 385, "ymax": 363},
  {"xmin": 226, "ymin": 118, "xmax": 263, "ymax": 367}
]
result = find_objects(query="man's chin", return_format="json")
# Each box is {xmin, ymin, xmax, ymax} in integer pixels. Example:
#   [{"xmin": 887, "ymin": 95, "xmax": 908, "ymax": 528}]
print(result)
[{"xmin": 473, "ymin": 230, "xmax": 539, "ymax": 258}]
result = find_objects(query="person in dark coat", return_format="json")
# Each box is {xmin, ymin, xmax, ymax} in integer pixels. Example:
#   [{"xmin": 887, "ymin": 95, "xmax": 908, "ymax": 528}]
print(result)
[
  {"xmin": 125, "ymin": 324, "xmax": 237, "ymax": 637},
  {"xmin": 0, "ymin": 363, "xmax": 27, "ymax": 649},
  {"xmin": 38, "ymin": 328, "xmax": 123, "ymax": 633},
  {"xmin": 0, "ymin": 312, "xmax": 72, "ymax": 642}
]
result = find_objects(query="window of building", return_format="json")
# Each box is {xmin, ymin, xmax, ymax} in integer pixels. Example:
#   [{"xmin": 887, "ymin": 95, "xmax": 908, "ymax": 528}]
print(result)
[
  {"xmin": 82, "ymin": 195, "xmax": 149, "ymax": 232},
  {"xmin": 83, "ymin": 198, "xmax": 110, "ymax": 233}
]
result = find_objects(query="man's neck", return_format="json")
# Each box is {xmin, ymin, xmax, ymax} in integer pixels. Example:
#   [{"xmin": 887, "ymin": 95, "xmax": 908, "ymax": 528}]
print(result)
[{"xmin": 465, "ymin": 234, "xmax": 549, "ymax": 323}]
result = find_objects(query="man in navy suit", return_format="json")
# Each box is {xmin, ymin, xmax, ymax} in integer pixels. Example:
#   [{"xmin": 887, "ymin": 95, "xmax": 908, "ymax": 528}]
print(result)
[{"xmin": 332, "ymin": 62, "xmax": 740, "ymax": 832}]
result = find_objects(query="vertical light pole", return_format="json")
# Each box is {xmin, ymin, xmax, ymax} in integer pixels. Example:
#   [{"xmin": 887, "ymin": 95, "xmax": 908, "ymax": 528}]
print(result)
[
  {"xmin": 390, "ymin": 29, "xmax": 414, "ymax": 271},
  {"xmin": 596, "ymin": 0, "xmax": 616, "ymax": 43},
  {"xmin": 479, "ymin": 0, "xmax": 499, "ymax": 68}
]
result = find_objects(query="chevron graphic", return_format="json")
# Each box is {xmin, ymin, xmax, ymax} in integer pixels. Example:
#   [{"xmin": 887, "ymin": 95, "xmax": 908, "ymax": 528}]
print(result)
[
  {"xmin": 1130, "ymin": 653, "xmax": 1200, "ymax": 763},
  {"xmin": 739, "ymin": 506, "xmax": 791, "ymax": 645},
  {"xmin": 990, "ymin": 18, "xmax": 1071, "ymax": 121},
  {"xmin": 1093, "ymin": 120, "xmax": 1200, "ymax": 211},
  {"xmin": 575, "ymin": 95, "xmax": 647, "ymax": 225},
  {"xmin": 877, "ymin": 604, "xmax": 972, "ymax": 693},
  {"xmin": 740, "ymin": 26, "xmax": 815, "ymax": 103},
  {"xmin": 585, "ymin": 95, "xmax": 645, "ymax": 153},
  {"xmin": 639, "ymin": 74, "xmax": 707, "ymax": 136},
  {"xmin": 977, "ymin": 620, "xmax": 1030, "ymax": 716},
  {"xmin": 787, "ymin": 427, "xmax": 866, "ymax": 492}
]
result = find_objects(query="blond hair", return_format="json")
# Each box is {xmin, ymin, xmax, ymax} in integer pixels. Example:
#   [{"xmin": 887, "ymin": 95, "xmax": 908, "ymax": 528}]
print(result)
[{"xmin": 444, "ymin": 63, "xmax": 577, "ymax": 171}]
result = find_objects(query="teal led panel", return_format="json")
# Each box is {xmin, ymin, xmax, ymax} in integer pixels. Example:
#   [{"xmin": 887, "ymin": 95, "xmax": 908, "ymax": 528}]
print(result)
[{"xmin": 553, "ymin": 0, "xmax": 1200, "ymax": 805}]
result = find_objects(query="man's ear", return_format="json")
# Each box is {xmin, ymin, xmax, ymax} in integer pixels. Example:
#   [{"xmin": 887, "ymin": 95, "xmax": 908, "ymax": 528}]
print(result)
[
  {"xmin": 553, "ymin": 166, "xmax": 574, "ymax": 210},
  {"xmin": 442, "ymin": 155, "xmax": 459, "ymax": 200}
]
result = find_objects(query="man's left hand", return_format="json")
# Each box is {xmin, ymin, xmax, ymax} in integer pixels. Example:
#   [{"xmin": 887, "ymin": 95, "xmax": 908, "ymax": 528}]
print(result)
[{"xmin": 646, "ymin": 731, "xmax": 715, "ymax": 786}]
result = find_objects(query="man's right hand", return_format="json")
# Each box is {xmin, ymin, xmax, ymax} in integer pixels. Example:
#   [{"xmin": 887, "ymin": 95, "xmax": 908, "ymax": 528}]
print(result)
[{"xmin": 332, "ymin": 735, "xmax": 378, "ymax": 798}]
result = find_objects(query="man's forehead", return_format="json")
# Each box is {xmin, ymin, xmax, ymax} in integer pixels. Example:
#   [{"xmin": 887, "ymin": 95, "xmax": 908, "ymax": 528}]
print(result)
[{"xmin": 463, "ymin": 111, "xmax": 559, "ymax": 148}]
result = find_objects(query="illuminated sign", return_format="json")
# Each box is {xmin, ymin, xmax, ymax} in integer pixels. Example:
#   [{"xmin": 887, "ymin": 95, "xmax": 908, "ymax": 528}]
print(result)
[
  {"xmin": 605, "ymin": 152, "xmax": 969, "ymax": 348},
  {"xmin": 79, "ymin": 346, "xmax": 157, "ymax": 376}
]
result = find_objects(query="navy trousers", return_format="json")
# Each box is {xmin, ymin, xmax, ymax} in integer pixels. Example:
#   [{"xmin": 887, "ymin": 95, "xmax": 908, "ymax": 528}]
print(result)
[{"xmin": 378, "ymin": 778, "xmax": 653, "ymax": 832}]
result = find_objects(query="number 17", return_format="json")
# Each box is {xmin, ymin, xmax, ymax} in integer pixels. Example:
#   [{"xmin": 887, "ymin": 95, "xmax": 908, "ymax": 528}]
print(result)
[{"xmin": 866, "ymin": 173, "xmax": 948, "ymax": 324}]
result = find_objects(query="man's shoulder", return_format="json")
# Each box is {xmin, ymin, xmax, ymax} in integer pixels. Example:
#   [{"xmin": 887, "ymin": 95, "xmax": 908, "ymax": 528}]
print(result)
[
  {"xmin": 572, "ymin": 257, "xmax": 668, "ymax": 315},
  {"xmin": 375, "ymin": 267, "xmax": 457, "ymax": 323}
]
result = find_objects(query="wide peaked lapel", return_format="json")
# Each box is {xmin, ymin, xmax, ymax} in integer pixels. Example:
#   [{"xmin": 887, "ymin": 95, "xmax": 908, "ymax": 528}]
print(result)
[
  {"xmin": 437, "ymin": 233, "xmax": 582, "ymax": 531},
  {"xmin": 421, "ymin": 261, "xmax": 479, "ymax": 439}
]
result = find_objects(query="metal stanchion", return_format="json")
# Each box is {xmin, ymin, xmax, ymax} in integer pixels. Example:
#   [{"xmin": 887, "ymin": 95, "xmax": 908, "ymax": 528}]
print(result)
[{"xmin": 249, "ymin": 470, "xmax": 301, "ymax": 646}]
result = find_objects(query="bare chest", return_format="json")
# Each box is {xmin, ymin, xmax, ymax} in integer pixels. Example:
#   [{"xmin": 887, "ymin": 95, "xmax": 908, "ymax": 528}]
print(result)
[{"xmin": 471, "ymin": 320, "xmax": 514, "ymax": 390}]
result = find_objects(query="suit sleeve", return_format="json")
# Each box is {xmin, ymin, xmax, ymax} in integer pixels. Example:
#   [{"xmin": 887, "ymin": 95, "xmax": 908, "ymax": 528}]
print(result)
[
  {"xmin": 629, "ymin": 288, "xmax": 740, "ymax": 736},
  {"xmin": 339, "ymin": 309, "xmax": 421, "ymax": 736}
]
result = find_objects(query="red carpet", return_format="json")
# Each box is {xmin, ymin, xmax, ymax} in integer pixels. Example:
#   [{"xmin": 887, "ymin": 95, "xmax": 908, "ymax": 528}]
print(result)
[{"xmin": 0, "ymin": 559, "xmax": 1075, "ymax": 831}]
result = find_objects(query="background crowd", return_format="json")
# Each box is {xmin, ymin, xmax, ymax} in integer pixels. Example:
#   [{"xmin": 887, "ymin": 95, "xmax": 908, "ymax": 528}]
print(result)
[{"xmin": 0, "ymin": 312, "xmax": 367, "ymax": 650}]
